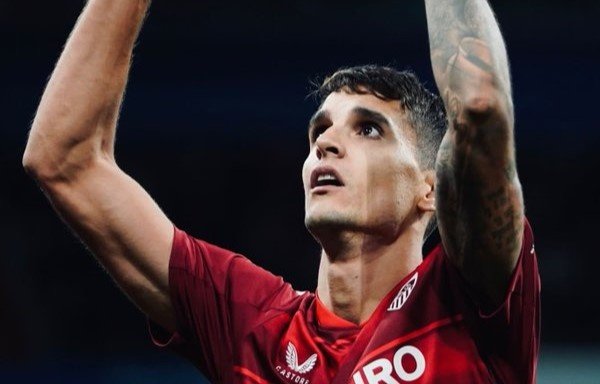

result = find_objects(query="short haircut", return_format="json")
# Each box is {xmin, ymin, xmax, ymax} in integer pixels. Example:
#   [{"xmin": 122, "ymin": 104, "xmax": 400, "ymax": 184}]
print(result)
[{"xmin": 312, "ymin": 65, "xmax": 447, "ymax": 240}]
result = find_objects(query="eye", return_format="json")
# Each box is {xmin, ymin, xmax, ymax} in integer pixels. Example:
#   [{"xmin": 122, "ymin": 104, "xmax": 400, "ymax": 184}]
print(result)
[
  {"xmin": 311, "ymin": 125, "xmax": 327, "ymax": 142},
  {"xmin": 358, "ymin": 122, "xmax": 383, "ymax": 138}
]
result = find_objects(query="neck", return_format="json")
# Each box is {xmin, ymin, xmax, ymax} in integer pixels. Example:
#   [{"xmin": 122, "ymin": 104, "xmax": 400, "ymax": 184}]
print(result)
[{"xmin": 316, "ymin": 225, "xmax": 423, "ymax": 324}]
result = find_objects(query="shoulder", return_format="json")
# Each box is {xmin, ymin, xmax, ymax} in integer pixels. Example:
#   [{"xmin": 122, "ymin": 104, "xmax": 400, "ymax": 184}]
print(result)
[
  {"xmin": 170, "ymin": 226, "xmax": 306, "ymax": 310},
  {"xmin": 434, "ymin": 217, "xmax": 539, "ymax": 319}
]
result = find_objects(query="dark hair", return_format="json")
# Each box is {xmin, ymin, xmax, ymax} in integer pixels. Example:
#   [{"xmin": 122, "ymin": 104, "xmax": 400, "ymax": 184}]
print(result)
[{"xmin": 312, "ymin": 65, "xmax": 447, "ymax": 240}]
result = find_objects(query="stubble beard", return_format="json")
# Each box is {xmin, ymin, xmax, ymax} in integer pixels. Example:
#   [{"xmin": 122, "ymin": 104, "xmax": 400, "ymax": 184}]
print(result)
[
  {"xmin": 304, "ymin": 210, "xmax": 364, "ymax": 242},
  {"xmin": 305, "ymin": 204, "xmax": 409, "ymax": 249}
]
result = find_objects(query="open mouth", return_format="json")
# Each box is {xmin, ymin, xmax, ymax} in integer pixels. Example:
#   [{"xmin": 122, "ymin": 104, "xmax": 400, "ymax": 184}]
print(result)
[{"xmin": 310, "ymin": 167, "xmax": 344, "ymax": 189}]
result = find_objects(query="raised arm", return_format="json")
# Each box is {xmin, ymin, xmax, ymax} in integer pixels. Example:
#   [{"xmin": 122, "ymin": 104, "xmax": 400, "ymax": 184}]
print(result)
[
  {"xmin": 23, "ymin": 0, "xmax": 176, "ymax": 330},
  {"xmin": 425, "ymin": 0, "xmax": 524, "ymax": 305}
]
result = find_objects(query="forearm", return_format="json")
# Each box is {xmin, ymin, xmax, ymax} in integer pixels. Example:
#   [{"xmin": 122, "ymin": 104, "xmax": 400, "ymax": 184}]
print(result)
[
  {"xmin": 425, "ymin": 0, "xmax": 512, "ymax": 121},
  {"xmin": 24, "ymin": 0, "xmax": 150, "ymax": 180},
  {"xmin": 427, "ymin": 0, "xmax": 517, "ymax": 191}
]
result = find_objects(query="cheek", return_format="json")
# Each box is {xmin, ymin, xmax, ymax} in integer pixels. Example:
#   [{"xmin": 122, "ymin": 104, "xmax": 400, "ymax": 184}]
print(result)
[
  {"xmin": 367, "ymin": 158, "xmax": 414, "ymax": 207},
  {"xmin": 302, "ymin": 156, "xmax": 312, "ymax": 190}
]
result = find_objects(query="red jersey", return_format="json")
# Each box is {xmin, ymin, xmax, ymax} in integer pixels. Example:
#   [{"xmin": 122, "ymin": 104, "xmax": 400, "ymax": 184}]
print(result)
[{"xmin": 150, "ymin": 220, "xmax": 539, "ymax": 383}]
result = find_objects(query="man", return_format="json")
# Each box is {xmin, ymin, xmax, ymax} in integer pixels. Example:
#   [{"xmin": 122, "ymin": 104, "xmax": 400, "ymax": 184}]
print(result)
[{"xmin": 23, "ymin": 0, "xmax": 539, "ymax": 383}]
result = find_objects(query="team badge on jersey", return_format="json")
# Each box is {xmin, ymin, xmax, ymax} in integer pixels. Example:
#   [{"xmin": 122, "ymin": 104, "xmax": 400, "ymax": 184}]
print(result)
[
  {"xmin": 388, "ymin": 273, "xmax": 418, "ymax": 311},
  {"xmin": 275, "ymin": 341, "xmax": 317, "ymax": 383}
]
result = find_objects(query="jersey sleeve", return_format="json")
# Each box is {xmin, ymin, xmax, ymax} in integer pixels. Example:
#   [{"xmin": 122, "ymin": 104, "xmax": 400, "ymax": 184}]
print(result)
[
  {"xmin": 148, "ymin": 226, "xmax": 296, "ymax": 381},
  {"xmin": 448, "ymin": 218, "xmax": 540, "ymax": 383}
]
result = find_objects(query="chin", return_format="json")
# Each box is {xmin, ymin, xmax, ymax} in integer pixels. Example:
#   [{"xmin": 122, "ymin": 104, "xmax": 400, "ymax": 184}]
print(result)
[
  {"xmin": 305, "ymin": 206, "xmax": 407, "ymax": 241},
  {"xmin": 304, "ymin": 210, "xmax": 359, "ymax": 235}
]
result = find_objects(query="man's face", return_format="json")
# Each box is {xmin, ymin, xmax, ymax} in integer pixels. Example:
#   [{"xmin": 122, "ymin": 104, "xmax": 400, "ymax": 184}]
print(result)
[{"xmin": 302, "ymin": 91, "xmax": 428, "ymax": 240}]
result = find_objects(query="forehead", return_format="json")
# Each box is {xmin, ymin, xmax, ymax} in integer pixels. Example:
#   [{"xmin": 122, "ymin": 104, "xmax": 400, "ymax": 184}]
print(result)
[{"xmin": 318, "ymin": 91, "xmax": 405, "ymax": 123}]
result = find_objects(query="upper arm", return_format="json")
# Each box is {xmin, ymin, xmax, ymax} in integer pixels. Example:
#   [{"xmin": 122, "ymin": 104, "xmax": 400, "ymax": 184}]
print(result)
[
  {"xmin": 435, "ymin": 82, "xmax": 524, "ymax": 306},
  {"xmin": 36, "ymin": 157, "xmax": 176, "ymax": 331}
]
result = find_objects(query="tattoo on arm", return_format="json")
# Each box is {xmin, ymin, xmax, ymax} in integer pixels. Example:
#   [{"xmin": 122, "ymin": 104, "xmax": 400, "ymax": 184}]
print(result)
[
  {"xmin": 483, "ymin": 186, "xmax": 521, "ymax": 256},
  {"xmin": 427, "ymin": 1, "xmax": 523, "ymax": 302},
  {"xmin": 436, "ymin": 125, "xmax": 523, "ymax": 297},
  {"xmin": 426, "ymin": 0, "xmax": 511, "ymax": 99}
]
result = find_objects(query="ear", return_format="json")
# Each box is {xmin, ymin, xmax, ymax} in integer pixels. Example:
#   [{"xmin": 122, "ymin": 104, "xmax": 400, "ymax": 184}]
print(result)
[{"xmin": 417, "ymin": 170, "xmax": 436, "ymax": 213}]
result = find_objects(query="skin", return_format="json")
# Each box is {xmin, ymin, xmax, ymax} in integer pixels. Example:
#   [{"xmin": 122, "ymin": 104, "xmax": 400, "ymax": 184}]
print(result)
[{"xmin": 23, "ymin": 0, "xmax": 523, "ymax": 332}]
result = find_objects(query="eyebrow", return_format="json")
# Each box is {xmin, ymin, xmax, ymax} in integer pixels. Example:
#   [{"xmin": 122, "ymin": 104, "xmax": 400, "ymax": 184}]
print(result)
[{"xmin": 351, "ymin": 107, "xmax": 392, "ymax": 128}]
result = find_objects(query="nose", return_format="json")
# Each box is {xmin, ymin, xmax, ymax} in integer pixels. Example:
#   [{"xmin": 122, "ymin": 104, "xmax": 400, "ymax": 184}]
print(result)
[{"xmin": 315, "ymin": 128, "xmax": 345, "ymax": 160}]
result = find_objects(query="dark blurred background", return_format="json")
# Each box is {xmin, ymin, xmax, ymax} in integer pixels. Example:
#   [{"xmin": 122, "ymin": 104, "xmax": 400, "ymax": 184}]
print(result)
[{"xmin": 1, "ymin": 0, "xmax": 599, "ymax": 383}]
